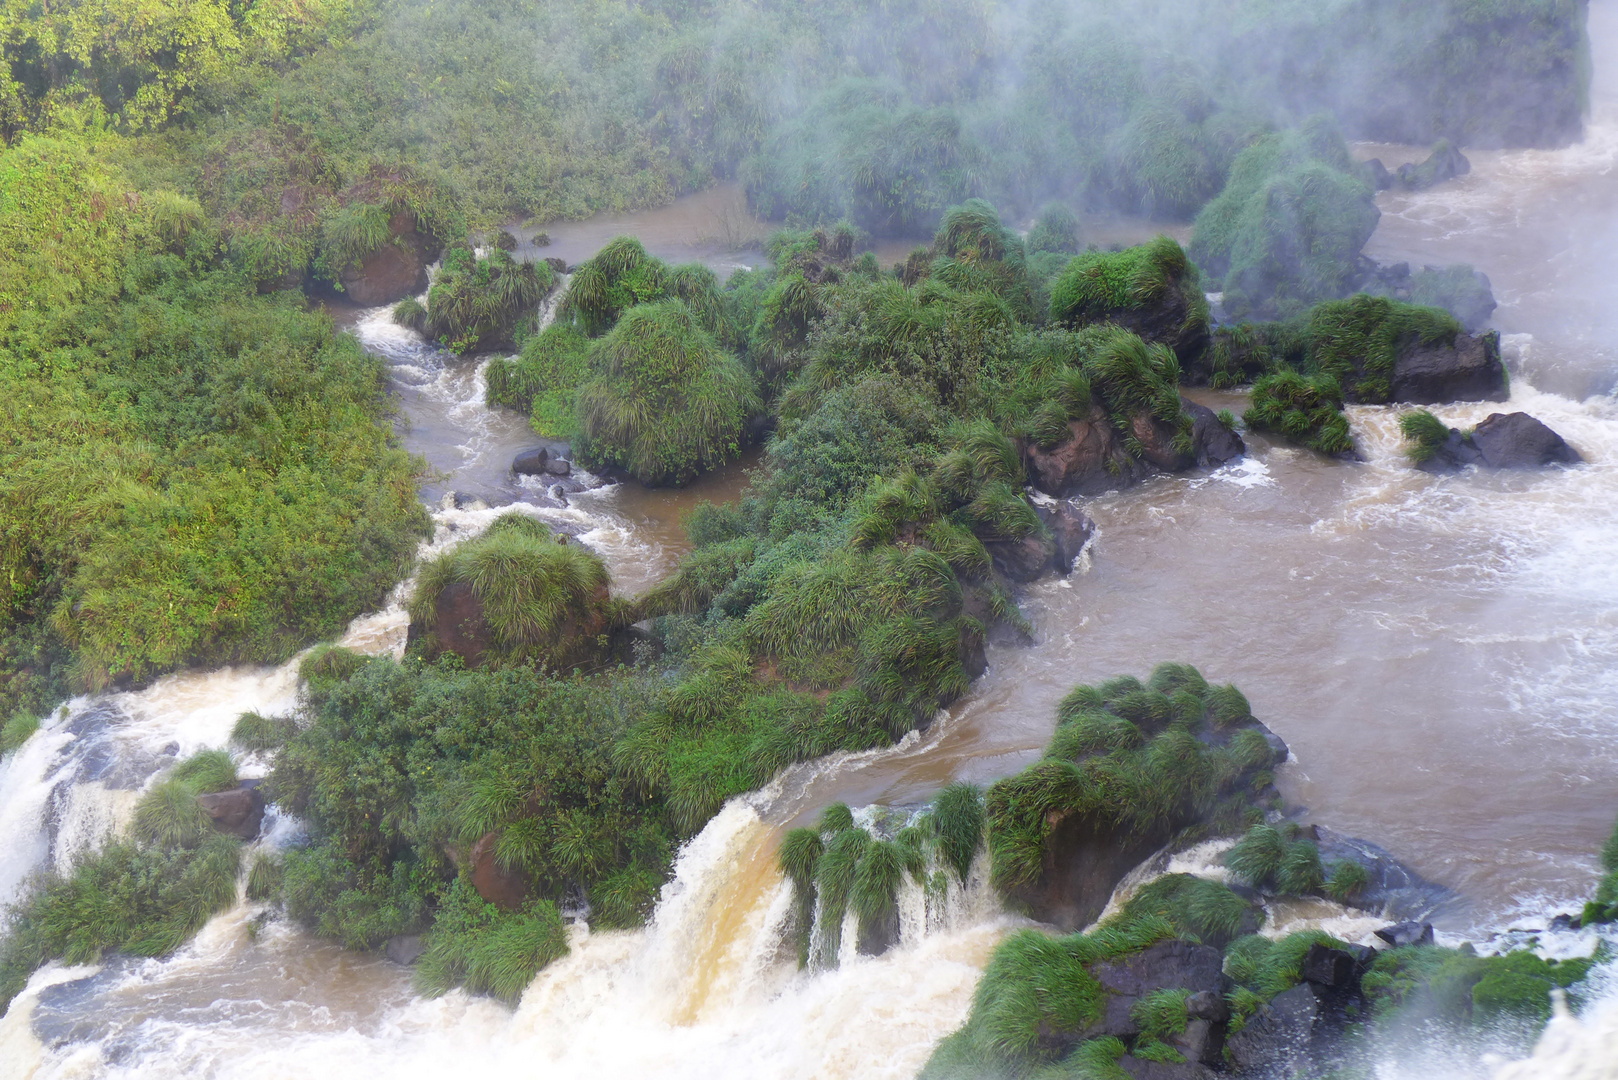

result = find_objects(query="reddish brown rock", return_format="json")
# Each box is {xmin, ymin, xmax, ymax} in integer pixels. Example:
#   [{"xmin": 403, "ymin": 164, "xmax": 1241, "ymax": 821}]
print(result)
[
  {"xmin": 468, "ymin": 831, "xmax": 528, "ymax": 912},
  {"xmin": 196, "ymin": 785, "xmax": 265, "ymax": 840},
  {"xmin": 338, "ymin": 212, "xmax": 440, "ymax": 306},
  {"xmin": 1025, "ymin": 406, "xmax": 1152, "ymax": 497}
]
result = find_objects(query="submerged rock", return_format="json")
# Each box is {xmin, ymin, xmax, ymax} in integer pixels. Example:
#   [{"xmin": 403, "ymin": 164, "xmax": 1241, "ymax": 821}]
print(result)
[
  {"xmin": 513, "ymin": 447, "xmax": 550, "ymax": 475},
  {"xmin": 1184, "ymin": 400, "xmax": 1245, "ymax": 467}
]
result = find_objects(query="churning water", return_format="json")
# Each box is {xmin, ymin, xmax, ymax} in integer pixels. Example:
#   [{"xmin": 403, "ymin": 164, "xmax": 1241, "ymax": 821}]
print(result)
[{"xmin": 6, "ymin": 5, "xmax": 1618, "ymax": 1072}]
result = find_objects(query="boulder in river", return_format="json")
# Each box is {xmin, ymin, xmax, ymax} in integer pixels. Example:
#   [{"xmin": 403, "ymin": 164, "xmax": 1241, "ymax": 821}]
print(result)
[
  {"xmin": 196, "ymin": 784, "xmax": 265, "ymax": 840},
  {"xmin": 467, "ymin": 831, "xmax": 529, "ymax": 912},
  {"xmin": 1375, "ymin": 921, "xmax": 1435, "ymax": 948},
  {"xmin": 513, "ymin": 447, "xmax": 550, "ymax": 475},
  {"xmin": 1223, "ymin": 982, "xmax": 1325, "ymax": 1074},
  {"xmin": 1471, "ymin": 412, "xmax": 1583, "ymax": 468},
  {"xmin": 1024, "ymin": 398, "xmax": 1243, "ymax": 499},
  {"xmin": 1184, "ymin": 400, "xmax": 1246, "ymax": 466},
  {"xmin": 1390, "ymin": 328, "xmax": 1508, "ymax": 404},
  {"xmin": 338, "ymin": 212, "xmax": 441, "ymax": 306},
  {"xmin": 1035, "ymin": 501, "xmax": 1095, "ymax": 576},
  {"xmin": 385, "ymin": 934, "xmax": 426, "ymax": 966}
]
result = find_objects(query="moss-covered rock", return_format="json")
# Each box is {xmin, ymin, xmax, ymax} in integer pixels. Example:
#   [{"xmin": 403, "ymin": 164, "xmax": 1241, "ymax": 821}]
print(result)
[
  {"xmin": 986, "ymin": 664, "xmax": 1285, "ymax": 930},
  {"xmin": 575, "ymin": 298, "xmax": 761, "ymax": 486},
  {"xmin": 1190, "ymin": 118, "xmax": 1379, "ymax": 321},
  {"xmin": 406, "ymin": 514, "xmax": 619, "ymax": 670},
  {"xmin": 1048, "ymin": 236, "xmax": 1209, "ymax": 363},
  {"xmin": 1243, "ymin": 371, "xmax": 1353, "ymax": 457},
  {"xmin": 396, "ymin": 246, "xmax": 554, "ymax": 353}
]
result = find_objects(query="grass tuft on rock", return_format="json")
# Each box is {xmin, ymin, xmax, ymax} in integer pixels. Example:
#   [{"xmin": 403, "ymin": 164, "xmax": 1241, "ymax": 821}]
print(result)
[{"xmin": 1243, "ymin": 371, "xmax": 1353, "ymax": 456}]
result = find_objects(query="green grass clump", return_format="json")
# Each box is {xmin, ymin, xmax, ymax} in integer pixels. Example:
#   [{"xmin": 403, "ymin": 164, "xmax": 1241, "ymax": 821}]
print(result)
[
  {"xmin": 1048, "ymin": 236, "xmax": 1208, "ymax": 358},
  {"xmin": 131, "ymin": 750, "xmax": 241, "ymax": 850},
  {"xmin": 1190, "ymin": 117, "xmax": 1379, "ymax": 321},
  {"xmin": 1400, "ymin": 409, "xmax": 1454, "ymax": 463},
  {"xmin": 1224, "ymin": 823, "xmax": 1325, "ymax": 897},
  {"xmin": 1304, "ymin": 294, "xmax": 1461, "ymax": 404},
  {"xmin": 1224, "ymin": 930, "xmax": 1351, "ymax": 1001},
  {"xmin": 1132, "ymin": 987, "xmax": 1191, "ymax": 1041},
  {"xmin": 1, "ymin": 710, "xmax": 40, "ymax": 755},
  {"xmin": 576, "ymin": 299, "xmax": 760, "ymax": 485},
  {"xmin": 485, "ymin": 324, "xmax": 592, "ymax": 439},
  {"xmin": 408, "ymin": 513, "xmax": 617, "ymax": 669},
  {"xmin": 557, "ymin": 237, "xmax": 725, "ymax": 341},
  {"xmin": 231, "ymin": 711, "xmax": 296, "ymax": 753},
  {"xmin": 1581, "ymin": 811, "xmax": 1618, "ymax": 926},
  {"xmin": 404, "ymin": 246, "xmax": 554, "ymax": 354},
  {"xmin": 1120, "ymin": 873, "xmax": 1257, "ymax": 948},
  {"xmin": 1362, "ymin": 944, "xmax": 1597, "ymax": 1034},
  {"xmin": 987, "ymin": 667, "xmax": 1282, "ymax": 896},
  {"xmin": 1409, "ymin": 264, "xmax": 1497, "ymax": 332},
  {"xmin": 1243, "ymin": 371, "xmax": 1353, "ymax": 456},
  {"xmin": 1325, "ymin": 859, "xmax": 1371, "ymax": 902},
  {"xmin": 415, "ymin": 879, "xmax": 569, "ymax": 1003},
  {"xmin": 931, "ymin": 783, "xmax": 987, "ymax": 885}
]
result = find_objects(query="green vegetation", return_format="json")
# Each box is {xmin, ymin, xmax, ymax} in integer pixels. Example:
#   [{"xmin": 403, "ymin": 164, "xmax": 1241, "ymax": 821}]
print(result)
[
  {"xmin": 1190, "ymin": 118, "xmax": 1380, "ymax": 321},
  {"xmin": 414, "ymin": 881, "xmax": 568, "ymax": 1002},
  {"xmin": 0, "ymin": 710, "xmax": 38, "ymax": 755},
  {"xmin": 486, "ymin": 325, "xmax": 592, "ymax": 440},
  {"xmin": 406, "ymin": 514, "xmax": 619, "ymax": 670},
  {"xmin": 1305, "ymin": 294, "xmax": 1462, "ymax": 404},
  {"xmin": 396, "ymin": 247, "xmax": 554, "ymax": 354},
  {"xmin": 576, "ymin": 299, "xmax": 761, "ymax": 486},
  {"xmin": 1048, "ymin": 235, "xmax": 1209, "ymax": 358},
  {"xmin": 0, "ymin": 133, "xmax": 429, "ymax": 721},
  {"xmin": 1582, "ymin": 811, "xmax": 1618, "ymax": 926},
  {"xmin": 986, "ymin": 665, "xmax": 1282, "ymax": 896},
  {"xmin": 1026, "ymin": 205, "xmax": 1082, "ymax": 256},
  {"xmin": 778, "ymin": 787, "xmax": 986, "ymax": 968},
  {"xmin": 0, "ymin": 751, "xmax": 246, "ymax": 1011},
  {"xmin": 1117, "ymin": 872, "xmax": 1258, "ymax": 949},
  {"xmin": 1244, "ymin": 372, "xmax": 1354, "ymax": 456},
  {"xmin": 1224, "ymin": 823, "xmax": 1330, "ymax": 897},
  {"xmin": 1401, "ymin": 409, "xmax": 1455, "ymax": 464},
  {"xmin": 1362, "ymin": 944, "xmax": 1598, "ymax": 1030}
]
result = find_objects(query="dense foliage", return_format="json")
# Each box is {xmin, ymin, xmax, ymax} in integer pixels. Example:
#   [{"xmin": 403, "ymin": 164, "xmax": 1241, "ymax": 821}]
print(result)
[{"xmin": 0, "ymin": 134, "xmax": 428, "ymax": 718}]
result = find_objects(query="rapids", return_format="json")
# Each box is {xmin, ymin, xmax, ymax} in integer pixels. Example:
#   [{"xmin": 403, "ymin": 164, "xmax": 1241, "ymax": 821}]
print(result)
[{"xmin": 4, "ymin": 3, "xmax": 1618, "ymax": 1073}]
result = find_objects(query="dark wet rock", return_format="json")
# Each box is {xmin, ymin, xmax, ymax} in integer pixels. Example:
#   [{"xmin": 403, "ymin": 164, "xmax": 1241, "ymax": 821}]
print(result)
[
  {"xmin": 857, "ymin": 908, "xmax": 901, "ymax": 957},
  {"xmin": 468, "ymin": 831, "xmax": 529, "ymax": 911},
  {"xmin": 1471, "ymin": 412, "xmax": 1583, "ymax": 468},
  {"xmin": 1314, "ymin": 826, "xmax": 1453, "ymax": 920},
  {"xmin": 533, "ymin": 232, "xmax": 552, "ymax": 247},
  {"xmin": 1024, "ymin": 406, "xmax": 1158, "ymax": 497},
  {"xmin": 544, "ymin": 255, "xmax": 567, "ymax": 274},
  {"xmin": 386, "ymin": 934, "xmax": 426, "ymax": 966},
  {"xmin": 494, "ymin": 229, "xmax": 518, "ymax": 251},
  {"xmin": 1417, "ymin": 428, "xmax": 1486, "ymax": 472},
  {"xmin": 196, "ymin": 785, "xmax": 265, "ymax": 840},
  {"xmin": 513, "ymin": 447, "xmax": 550, "ymax": 475},
  {"xmin": 1301, "ymin": 944, "xmax": 1358, "ymax": 990},
  {"xmin": 957, "ymin": 617, "xmax": 988, "ymax": 680},
  {"xmin": 1551, "ymin": 912, "xmax": 1583, "ymax": 931},
  {"xmin": 1224, "ymin": 982, "xmax": 1323, "ymax": 1074},
  {"xmin": 1092, "ymin": 940, "xmax": 1225, "ymax": 999},
  {"xmin": 423, "ymin": 580, "xmax": 489, "ymax": 668},
  {"xmin": 1389, "ymin": 329, "xmax": 1508, "ymax": 404},
  {"xmin": 1173, "ymin": 1018, "xmax": 1221, "ymax": 1069},
  {"xmin": 1035, "ymin": 501, "xmax": 1095, "ymax": 576},
  {"xmin": 544, "ymin": 455, "xmax": 572, "ymax": 477},
  {"xmin": 1394, "ymin": 142, "xmax": 1471, "ymax": 191},
  {"xmin": 1132, "ymin": 411, "xmax": 1197, "ymax": 473},
  {"xmin": 1375, "ymin": 921, "xmax": 1435, "ymax": 948},
  {"xmin": 1186, "ymin": 990, "xmax": 1228, "ymax": 1022},
  {"xmin": 985, "ymin": 534, "xmax": 1060, "ymax": 583},
  {"xmin": 1119, "ymin": 1057, "xmax": 1217, "ymax": 1080},
  {"xmin": 1364, "ymin": 158, "xmax": 1394, "ymax": 191},
  {"xmin": 1184, "ymin": 399, "xmax": 1245, "ymax": 466},
  {"xmin": 338, "ymin": 212, "xmax": 441, "ymax": 306}
]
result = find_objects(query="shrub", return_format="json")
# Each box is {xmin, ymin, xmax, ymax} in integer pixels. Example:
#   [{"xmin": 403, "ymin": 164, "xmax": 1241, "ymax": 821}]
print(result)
[
  {"xmin": 415, "ymin": 880, "xmax": 569, "ymax": 1002},
  {"xmin": 1026, "ymin": 204, "xmax": 1081, "ymax": 256},
  {"xmin": 231, "ymin": 711, "xmax": 295, "ymax": 753},
  {"xmin": 932, "ymin": 783, "xmax": 986, "ymax": 885},
  {"xmin": 1243, "ymin": 371, "xmax": 1353, "ymax": 455},
  {"xmin": 576, "ymin": 299, "xmax": 761, "ymax": 485},
  {"xmin": 1325, "ymin": 859, "xmax": 1371, "ymax": 902},
  {"xmin": 1119, "ymin": 873, "xmax": 1256, "ymax": 948},
  {"xmin": 1305, "ymin": 294, "xmax": 1461, "ymax": 404},
  {"xmin": 1048, "ymin": 236, "xmax": 1208, "ymax": 358},
  {"xmin": 1, "ymin": 710, "xmax": 39, "ymax": 755}
]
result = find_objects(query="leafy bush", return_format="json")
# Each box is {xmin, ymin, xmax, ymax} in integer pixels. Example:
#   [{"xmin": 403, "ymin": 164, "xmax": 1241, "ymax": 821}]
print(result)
[
  {"xmin": 1026, "ymin": 204, "xmax": 1081, "ymax": 255},
  {"xmin": 1048, "ymin": 235, "xmax": 1209, "ymax": 358},
  {"xmin": 403, "ymin": 247, "xmax": 554, "ymax": 353},
  {"xmin": 415, "ymin": 879, "xmax": 569, "ymax": 1002}
]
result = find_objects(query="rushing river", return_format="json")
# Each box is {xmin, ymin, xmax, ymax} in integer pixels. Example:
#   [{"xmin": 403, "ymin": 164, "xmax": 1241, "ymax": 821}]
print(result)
[{"xmin": 4, "ymin": 4, "xmax": 1618, "ymax": 1074}]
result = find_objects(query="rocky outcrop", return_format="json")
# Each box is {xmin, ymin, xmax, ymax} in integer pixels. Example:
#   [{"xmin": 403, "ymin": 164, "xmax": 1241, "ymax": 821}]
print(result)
[
  {"xmin": 196, "ymin": 783, "xmax": 265, "ymax": 840},
  {"xmin": 1025, "ymin": 400, "xmax": 1244, "ymax": 498},
  {"xmin": 467, "ymin": 831, "xmax": 528, "ymax": 911},
  {"xmin": 985, "ymin": 534, "xmax": 1060, "ymax": 583},
  {"xmin": 385, "ymin": 934, "xmax": 426, "ymax": 966},
  {"xmin": 1389, "ymin": 329, "xmax": 1508, "ymax": 404},
  {"xmin": 1036, "ymin": 501, "xmax": 1095, "ymax": 576},
  {"xmin": 1418, "ymin": 412, "xmax": 1582, "ymax": 472},
  {"xmin": 1392, "ymin": 141, "xmax": 1470, "ymax": 191},
  {"xmin": 338, "ymin": 212, "xmax": 442, "ymax": 306}
]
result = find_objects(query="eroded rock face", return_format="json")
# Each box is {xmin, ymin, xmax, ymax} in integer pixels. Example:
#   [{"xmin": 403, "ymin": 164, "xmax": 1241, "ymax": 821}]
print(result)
[
  {"xmin": 1224, "ymin": 982, "xmax": 1324, "ymax": 1074},
  {"xmin": 338, "ymin": 212, "xmax": 442, "ymax": 306},
  {"xmin": 1389, "ymin": 329, "xmax": 1508, "ymax": 404},
  {"xmin": 196, "ymin": 785, "xmax": 265, "ymax": 840},
  {"xmin": 1184, "ymin": 401, "xmax": 1245, "ymax": 467},
  {"xmin": 1036, "ymin": 501, "xmax": 1095, "ymax": 576},
  {"xmin": 1025, "ymin": 401, "xmax": 1244, "ymax": 498},
  {"xmin": 468, "ymin": 831, "xmax": 528, "ymax": 912}
]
